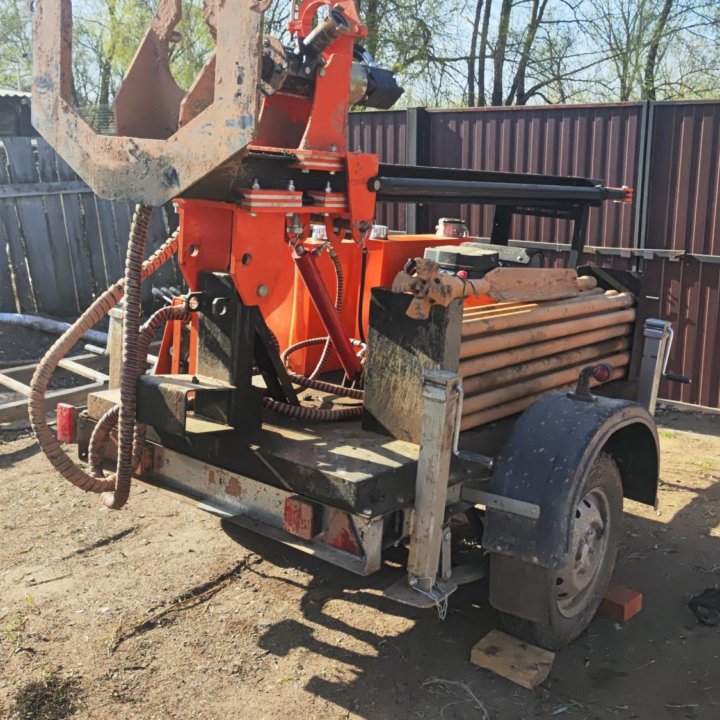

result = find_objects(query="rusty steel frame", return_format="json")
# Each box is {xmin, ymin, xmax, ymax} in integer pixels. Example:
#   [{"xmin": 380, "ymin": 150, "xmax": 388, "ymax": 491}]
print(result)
[{"xmin": 31, "ymin": 0, "xmax": 267, "ymax": 206}]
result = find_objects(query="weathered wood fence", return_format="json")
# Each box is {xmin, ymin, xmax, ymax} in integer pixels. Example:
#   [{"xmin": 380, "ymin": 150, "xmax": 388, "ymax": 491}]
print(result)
[{"xmin": 0, "ymin": 136, "xmax": 181, "ymax": 318}]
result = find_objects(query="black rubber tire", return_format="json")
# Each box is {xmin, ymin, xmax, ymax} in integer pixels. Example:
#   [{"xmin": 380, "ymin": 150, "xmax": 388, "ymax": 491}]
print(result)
[{"xmin": 496, "ymin": 452, "xmax": 623, "ymax": 650}]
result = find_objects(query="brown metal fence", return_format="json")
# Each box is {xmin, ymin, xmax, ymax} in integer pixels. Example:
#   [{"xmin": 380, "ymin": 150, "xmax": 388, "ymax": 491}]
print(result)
[
  {"xmin": 0, "ymin": 104, "xmax": 716, "ymax": 406},
  {"xmin": 351, "ymin": 101, "xmax": 720, "ymax": 408},
  {"xmin": 0, "ymin": 136, "xmax": 181, "ymax": 318},
  {"xmin": 641, "ymin": 101, "xmax": 720, "ymax": 408}
]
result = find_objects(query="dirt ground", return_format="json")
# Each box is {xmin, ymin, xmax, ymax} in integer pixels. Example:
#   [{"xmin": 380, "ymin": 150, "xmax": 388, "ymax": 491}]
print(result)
[{"xmin": 1, "ymin": 406, "xmax": 719, "ymax": 720}]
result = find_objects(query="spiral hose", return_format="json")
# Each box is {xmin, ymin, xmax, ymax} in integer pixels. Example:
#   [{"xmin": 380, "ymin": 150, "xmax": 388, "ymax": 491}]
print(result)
[
  {"xmin": 28, "ymin": 210, "xmax": 178, "ymax": 507},
  {"xmin": 88, "ymin": 304, "xmax": 190, "ymax": 477}
]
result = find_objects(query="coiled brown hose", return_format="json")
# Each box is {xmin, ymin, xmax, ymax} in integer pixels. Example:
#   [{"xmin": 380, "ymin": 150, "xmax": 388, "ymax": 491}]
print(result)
[
  {"xmin": 28, "ymin": 211, "xmax": 178, "ymax": 505},
  {"xmin": 262, "ymin": 395, "xmax": 362, "ymax": 421},
  {"xmin": 88, "ymin": 304, "xmax": 190, "ymax": 477},
  {"xmin": 108, "ymin": 205, "xmax": 153, "ymax": 509}
]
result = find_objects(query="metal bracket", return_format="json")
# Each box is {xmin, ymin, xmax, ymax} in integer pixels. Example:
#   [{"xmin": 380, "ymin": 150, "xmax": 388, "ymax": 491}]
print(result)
[
  {"xmin": 461, "ymin": 484, "xmax": 541, "ymax": 520},
  {"xmin": 452, "ymin": 383, "xmax": 495, "ymax": 468},
  {"xmin": 440, "ymin": 526, "xmax": 452, "ymax": 581},
  {"xmin": 637, "ymin": 319, "xmax": 674, "ymax": 414},
  {"xmin": 136, "ymin": 374, "xmax": 235, "ymax": 436}
]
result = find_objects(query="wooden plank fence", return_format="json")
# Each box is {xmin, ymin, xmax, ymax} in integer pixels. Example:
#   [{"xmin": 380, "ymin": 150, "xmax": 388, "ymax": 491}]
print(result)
[{"xmin": 0, "ymin": 136, "xmax": 182, "ymax": 317}]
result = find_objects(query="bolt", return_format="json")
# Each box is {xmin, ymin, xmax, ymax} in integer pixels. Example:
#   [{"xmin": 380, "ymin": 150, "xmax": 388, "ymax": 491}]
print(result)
[
  {"xmin": 330, "ymin": 144, "xmax": 338, "ymax": 152},
  {"xmin": 304, "ymin": 66, "xmax": 311, "ymax": 75},
  {"xmin": 325, "ymin": 181, "xmax": 332, "ymax": 192},
  {"xmin": 256, "ymin": 284, "xmax": 269, "ymax": 298},
  {"xmin": 288, "ymin": 179, "xmax": 295, "ymax": 191},
  {"xmin": 252, "ymin": 178, "xmax": 260, "ymax": 190},
  {"xmin": 361, "ymin": 507, "xmax": 372, "ymax": 516},
  {"xmin": 319, "ymin": 68, "xmax": 326, "ymax": 77}
]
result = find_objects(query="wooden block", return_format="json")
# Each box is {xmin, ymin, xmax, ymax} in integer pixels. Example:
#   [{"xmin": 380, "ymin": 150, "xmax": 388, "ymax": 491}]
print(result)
[
  {"xmin": 599, "ymin": 584, "xmax": 643, "ymax": 623},
  {"xmin": 470, "ymin": 629, "xmax": 555, "ymax": 689}
]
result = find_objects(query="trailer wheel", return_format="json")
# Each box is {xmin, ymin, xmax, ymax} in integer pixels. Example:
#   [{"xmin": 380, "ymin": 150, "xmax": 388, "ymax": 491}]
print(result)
[{"xmin": 496, "ymin": 452, "xmax": 623, "ymax": 650}]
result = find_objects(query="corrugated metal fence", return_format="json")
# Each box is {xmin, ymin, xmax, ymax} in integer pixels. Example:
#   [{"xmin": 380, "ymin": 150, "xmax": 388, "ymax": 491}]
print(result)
[
  {"xmin": 350, "ymin": 101, "xmax": 720, "ymax": 408},
  {"xmin": 0, "ymin": 136, "xmax": 181, "ymax": 318},
  {"xmin": 0, "ymin": 103, "xmax": 716, "ymax": 406}
]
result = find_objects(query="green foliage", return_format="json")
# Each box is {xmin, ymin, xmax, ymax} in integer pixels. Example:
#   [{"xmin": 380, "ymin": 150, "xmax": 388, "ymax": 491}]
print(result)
[
  {"xmin": 1, "ymin": 0, "xmax": 718, "ymax": 109},
  {"xmin": 0, "ymin": 0, "xmax": 31, "ymax": 91},
  {"xmin": 71, "ymin": 0, "xmax": 213, "ymax": 111}
]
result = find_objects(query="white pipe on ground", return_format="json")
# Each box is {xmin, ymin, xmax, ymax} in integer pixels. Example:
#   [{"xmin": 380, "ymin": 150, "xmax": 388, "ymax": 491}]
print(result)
[{"xmin": 0, "ymin": 313, "xmax": 108, "ymax": 345}]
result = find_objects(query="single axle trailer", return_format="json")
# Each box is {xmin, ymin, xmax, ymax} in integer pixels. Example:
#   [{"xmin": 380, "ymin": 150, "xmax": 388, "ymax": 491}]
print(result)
[{"xmin": 27, "ymin": 0, "xmax": 688, "ymax": 650}]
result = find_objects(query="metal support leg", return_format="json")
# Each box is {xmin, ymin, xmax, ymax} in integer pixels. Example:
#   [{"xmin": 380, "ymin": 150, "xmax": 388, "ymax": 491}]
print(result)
[
  {"xmin": 385, "ymin": 370, "xmax": 487, "ymax": 609},
  {"xmin": 406, "ymin": 370, "xmax": 459, "ymax": 592},
  {"xmin": 637, "ymin": 319, "xmax": 672, "ymax": 414}
]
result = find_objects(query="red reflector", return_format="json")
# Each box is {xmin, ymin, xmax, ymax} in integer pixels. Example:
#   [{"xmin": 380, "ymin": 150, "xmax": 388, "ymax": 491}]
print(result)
[
  {"xmin": 592, "ymin": 363, "xmax": 612, "ymax": 383},
  {"xmin": 283, "ymin": 497, "xmax": 318, "ymax": 540},
  {"xmin": 322, "ymin": 510, "xmax": 362, "ymax": 556},
  {"xmin": 56, "ymin": 403, "xmax": 76, "ymax": 443}
]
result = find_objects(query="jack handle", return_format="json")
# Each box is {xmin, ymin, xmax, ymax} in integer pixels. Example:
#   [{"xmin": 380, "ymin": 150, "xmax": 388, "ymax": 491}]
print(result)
[{"xmin": 660, "ymin": 326, "xmax": 691, "ymax": 385}]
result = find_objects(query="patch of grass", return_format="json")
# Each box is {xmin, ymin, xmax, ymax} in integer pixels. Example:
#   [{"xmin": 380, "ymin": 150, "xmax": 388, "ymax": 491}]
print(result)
[
  {"xmin": 696, "ymin": 459, "xmax": 715, "ymax": 471},
  {"xmin": 660, "ymin": 429, "xmax": 676, "ymax": 440},
  {"xmin": 10, "ymin": 672, "xmax": 82, "ymax": 720},
  {"xmin": 3, "ymin": 612, "xmax": 27, "ymax": 654}
]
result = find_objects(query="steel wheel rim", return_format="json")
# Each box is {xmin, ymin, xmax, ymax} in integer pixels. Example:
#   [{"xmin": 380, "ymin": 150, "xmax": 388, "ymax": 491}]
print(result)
[{"xmin": 555, "ymin": 487, "xmax": 611, "ymax": 618}]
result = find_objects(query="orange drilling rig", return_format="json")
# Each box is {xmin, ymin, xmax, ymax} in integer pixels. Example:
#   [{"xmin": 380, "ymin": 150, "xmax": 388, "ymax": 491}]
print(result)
[{"xmin": 28, "ymin": 0, "xmax": 685, "ymax": 649}]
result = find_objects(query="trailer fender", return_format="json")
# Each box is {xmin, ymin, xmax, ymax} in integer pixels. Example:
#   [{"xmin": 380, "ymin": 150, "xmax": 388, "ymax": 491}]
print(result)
[{"xmin": 482, "ymin": 391, "xmax": 659, "ymax": 569}]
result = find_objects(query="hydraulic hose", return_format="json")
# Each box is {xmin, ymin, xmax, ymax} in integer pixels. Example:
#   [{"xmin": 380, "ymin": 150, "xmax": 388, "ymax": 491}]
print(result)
[
  {"xmin": 309, "ymin": 243, "xmax": 343, "ymax": 380},
  {"xmin": 262, "ymin": 242, "xmax": 363, "ymax": 420},
  {"xmin": 28, "ymin": 211, "xmax": 178, "ymax": 506},
  {"xmin": 108, "ymin": 205, "xmax": 152, "ymax": 509},
  {"xmin": 262, "ymin": 395, "xmax": 362, "ymax": 421},
  {"xmin": 88, "ymin": 304, "xmax": 190, "ymax": 477}
]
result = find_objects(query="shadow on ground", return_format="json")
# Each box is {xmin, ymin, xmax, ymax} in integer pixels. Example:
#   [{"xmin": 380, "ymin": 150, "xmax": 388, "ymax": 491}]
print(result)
[{"xmin": 218, "ymin": 411, "xmax": 720, "ymax": 720}]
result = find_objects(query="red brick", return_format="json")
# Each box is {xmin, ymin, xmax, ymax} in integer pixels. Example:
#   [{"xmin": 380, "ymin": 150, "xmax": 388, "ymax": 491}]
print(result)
[
  {"xmin": 599, "ymin": 584, "xmax": 643, "ymax": 623},
  {"xmin": 56, "ymin": 403, "xmax": 76, "ymax": 443}
]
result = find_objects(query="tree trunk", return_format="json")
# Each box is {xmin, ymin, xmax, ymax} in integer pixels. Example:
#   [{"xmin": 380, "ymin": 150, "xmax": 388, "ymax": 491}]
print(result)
[
  {"xmin": 467, "ymin": 0, "xmax": 484, "ymax": 106},
  {"xmin": 477, "ymin": 0, "xmax": 493, "ymax": 107},
  {"xmin": 643, "ymin": 0, "xmax": 674, "ymax": 100},
  {"xmin": 360, "ymin": 0, "xmax": 381, "ymax": 59},
  {"xmin": 507, "ymin": 0, "xmax": 549, "ymax": 105},
  {"xmin": 492, "ymin": 0, "xmax": 512, "ymax": 106}
]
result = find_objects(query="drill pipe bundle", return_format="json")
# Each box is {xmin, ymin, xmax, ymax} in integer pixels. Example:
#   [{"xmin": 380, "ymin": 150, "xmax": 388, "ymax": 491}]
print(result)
[{"xmin": 458, "ymin": 288, "xmax": 635, "ymax": 431}]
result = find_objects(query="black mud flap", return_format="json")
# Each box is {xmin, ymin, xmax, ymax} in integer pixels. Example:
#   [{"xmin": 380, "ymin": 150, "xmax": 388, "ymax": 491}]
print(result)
[{"xmin": 482, "ymin": 390, "xmax": 659, "ymax": 570}]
